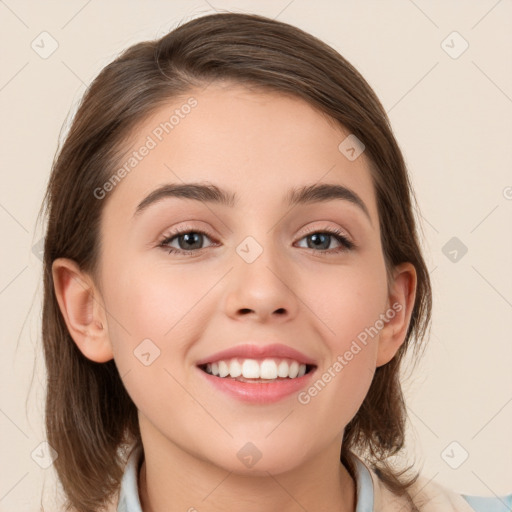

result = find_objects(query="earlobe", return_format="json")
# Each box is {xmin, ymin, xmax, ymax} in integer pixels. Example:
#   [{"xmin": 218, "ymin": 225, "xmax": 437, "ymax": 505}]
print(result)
[
  {"xmin": 51, "ymin": 258, "xmax": 114, "ymax": 363},
  {"xmin": 376, "ymin": 262, "xmax": 417, "ymax": 367}
]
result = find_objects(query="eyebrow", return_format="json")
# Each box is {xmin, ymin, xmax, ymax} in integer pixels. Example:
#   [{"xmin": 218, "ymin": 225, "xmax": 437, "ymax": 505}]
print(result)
[{"xmin": 133, "ymin": 182, "xmax": 372, "ymax": 224}]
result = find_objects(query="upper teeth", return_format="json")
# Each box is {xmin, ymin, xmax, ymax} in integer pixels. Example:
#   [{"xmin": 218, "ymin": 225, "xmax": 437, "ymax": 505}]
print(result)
[{"xmin": 204, "ymin": 358, "xmax": 307, "ymax": 380}]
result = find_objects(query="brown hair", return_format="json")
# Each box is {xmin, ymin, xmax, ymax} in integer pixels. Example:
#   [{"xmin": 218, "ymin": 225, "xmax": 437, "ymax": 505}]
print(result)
[{"xmin": 40, "ymin": 11, "xmax": 431, "ymax": 511}]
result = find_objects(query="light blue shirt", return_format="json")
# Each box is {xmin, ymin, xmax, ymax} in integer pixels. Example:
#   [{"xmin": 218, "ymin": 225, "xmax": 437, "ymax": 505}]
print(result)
[{"xmin": 117, "ymin": 445, "xmax": 511, "ymax": 511}]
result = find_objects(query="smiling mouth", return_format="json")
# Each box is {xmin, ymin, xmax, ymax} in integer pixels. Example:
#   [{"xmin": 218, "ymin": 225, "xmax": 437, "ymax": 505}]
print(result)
[{"xmin": 197, "ymin": 357, "xmax": 317, "ymax": 382}]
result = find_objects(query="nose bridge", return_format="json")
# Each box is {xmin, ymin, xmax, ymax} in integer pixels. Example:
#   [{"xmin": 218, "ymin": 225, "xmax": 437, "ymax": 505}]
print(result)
[{"xmin": 224, "ymin": 229, "xmax": 299, "ymax": 320}]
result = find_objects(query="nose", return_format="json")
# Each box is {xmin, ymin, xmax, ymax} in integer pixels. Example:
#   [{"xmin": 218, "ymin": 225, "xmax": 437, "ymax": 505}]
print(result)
[{"xmin": 223, "ymin": 239, "xmax": 300, "ymax": 324}]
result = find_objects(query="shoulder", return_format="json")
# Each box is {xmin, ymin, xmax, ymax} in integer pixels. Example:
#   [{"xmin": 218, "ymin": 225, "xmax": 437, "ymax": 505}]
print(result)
[
  {"xmin": 407, "ymin": 474, "xmax": 512, "ymax": 512},
  {"xmin": 359, "ymin": 457, "xmax": 511, "ymax": 512},
  {"xmin": 461, "ymin": 493, "xmax": 512, "ymax": 512}
]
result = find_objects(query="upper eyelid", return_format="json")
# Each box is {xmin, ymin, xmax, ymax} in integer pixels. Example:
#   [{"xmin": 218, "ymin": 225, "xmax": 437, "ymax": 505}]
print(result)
[
  {"xmin": 160, "ymin": 224, "xmax": 350, "ymax": 239},
  {"xmin": 161, "ymin": 220, "xmax": 351, "ymax": 236},
  {"xmin": 298, "ymin": 223, "xmax": 351, "ymax": 239},
  {"xmin": 160, "ymin": 221, "xmax": 215, "ymax": 237}
]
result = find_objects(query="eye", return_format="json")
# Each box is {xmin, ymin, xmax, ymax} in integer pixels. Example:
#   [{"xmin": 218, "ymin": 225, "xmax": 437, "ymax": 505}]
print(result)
[
  {"xmin": 295, "ymin": 227, "xmax": 354, "ymax": 254},
  {"xmin": 158, "ymin": 225, "xmax": 355, "ymax": 256},
  {"xmin": 159, "ymin": 228, "xmax": 217, "ymax": 255}
]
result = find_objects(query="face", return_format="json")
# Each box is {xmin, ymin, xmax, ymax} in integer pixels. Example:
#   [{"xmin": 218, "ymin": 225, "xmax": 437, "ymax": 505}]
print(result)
[{"xmin": 94, "ymin": 82, "xmax": 396, "ymax": 474}]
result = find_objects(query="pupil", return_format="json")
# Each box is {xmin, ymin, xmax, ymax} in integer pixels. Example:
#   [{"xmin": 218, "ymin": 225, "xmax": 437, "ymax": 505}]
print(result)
[
  {"xmin": 181, "ymin": 232, "xmax": 202, "ymax": 250},
  {"xmin": 309, "ymin": 233, "xmax": 329, "ymax": 250}
]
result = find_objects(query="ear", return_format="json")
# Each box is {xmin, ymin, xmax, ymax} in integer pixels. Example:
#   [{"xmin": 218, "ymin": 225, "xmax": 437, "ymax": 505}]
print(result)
[
  {"xmin": 376, "ymin": 262, "xmax": 417, "ymax": 367},
  {"xmin": 51, "ymin": 258, "xmax": 114, "ymax": 363}
]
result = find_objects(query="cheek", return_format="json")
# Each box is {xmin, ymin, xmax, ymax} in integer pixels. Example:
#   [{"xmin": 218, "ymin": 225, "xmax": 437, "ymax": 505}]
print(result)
[
  {"xmin": 102, "ymin": 256, "xmax": 213, "ymax": 377},
  {"xmin": 302, "ymin": 256, "xmax": 388, "ymax": 349},
  {"xmin": 104, "ymin": 257, "xmax": 203, "ymax": 337},
  {"xmin": 296, "ymin": 255, "xmax": 387, "ymax": 413},
  {"xmin": 101, "ymin": 261, "xmax": 199, "ymax": 419}
]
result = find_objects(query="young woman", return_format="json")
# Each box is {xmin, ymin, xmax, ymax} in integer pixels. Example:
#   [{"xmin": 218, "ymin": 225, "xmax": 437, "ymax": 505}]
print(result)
[{"xmin": 40, "ymin": 12, "xmax": 511, "ymax": 512}]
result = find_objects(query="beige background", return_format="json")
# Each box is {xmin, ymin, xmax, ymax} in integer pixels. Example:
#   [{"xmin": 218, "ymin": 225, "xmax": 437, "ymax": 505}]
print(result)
[{"xmin": 1, "ymin": 0, "xmax": 511, "ymax": 510}]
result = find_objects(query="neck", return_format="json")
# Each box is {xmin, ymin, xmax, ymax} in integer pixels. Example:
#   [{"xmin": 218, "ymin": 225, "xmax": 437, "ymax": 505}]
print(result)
[{"xmin": 137, "ymin": 423, "xmax": 356, "ymax": 512}]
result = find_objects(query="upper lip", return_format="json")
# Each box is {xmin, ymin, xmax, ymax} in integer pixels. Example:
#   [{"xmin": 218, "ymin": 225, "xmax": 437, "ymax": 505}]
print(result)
[{"xmin": 196, "ymin": 343, "xmax": 318, "ymax": 366}]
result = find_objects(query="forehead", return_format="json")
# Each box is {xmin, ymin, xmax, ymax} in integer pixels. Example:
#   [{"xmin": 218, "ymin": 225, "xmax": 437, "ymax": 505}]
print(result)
[{"xmin": 103, "ymin": 81, "xmax": 378, "ymax": 222}]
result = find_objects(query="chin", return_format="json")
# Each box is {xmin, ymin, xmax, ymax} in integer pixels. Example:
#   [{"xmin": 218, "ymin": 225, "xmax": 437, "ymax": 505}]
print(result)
[{"xmin": 203, "ymin": 440, "xmax": 309, "ymax": 477}]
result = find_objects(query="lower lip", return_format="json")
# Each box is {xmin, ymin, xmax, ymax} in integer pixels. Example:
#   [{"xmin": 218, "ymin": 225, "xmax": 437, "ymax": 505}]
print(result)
[{"xmin": 197, "ymin": 367, "xmax": 316, "ymax": 404}]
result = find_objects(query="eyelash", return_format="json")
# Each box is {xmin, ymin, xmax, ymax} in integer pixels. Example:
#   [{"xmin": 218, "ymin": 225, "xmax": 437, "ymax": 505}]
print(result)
[{"xmin": 158, "ymin": 225, "xmax": 355, "ymax": 256}]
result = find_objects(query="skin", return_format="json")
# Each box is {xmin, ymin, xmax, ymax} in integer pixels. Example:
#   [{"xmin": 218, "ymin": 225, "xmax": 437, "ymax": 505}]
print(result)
[{"xmin": 52, "ymin": 81, "xmax": 416, "ymax": 512}]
